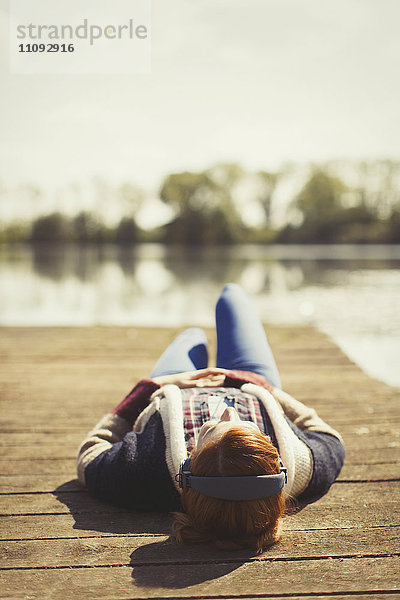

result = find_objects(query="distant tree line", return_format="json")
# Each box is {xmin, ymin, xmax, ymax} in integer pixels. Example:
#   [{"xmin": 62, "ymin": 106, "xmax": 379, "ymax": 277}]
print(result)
[
  {"xmin": 1, "ymin": 161, "xmax": 399, "ymax": 245},
  {"xmin": 277, "ymin": 168, "xmax": 400, "ymax": 244}
]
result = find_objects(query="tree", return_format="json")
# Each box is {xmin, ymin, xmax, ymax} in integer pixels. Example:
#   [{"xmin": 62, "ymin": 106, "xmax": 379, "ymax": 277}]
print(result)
[
  {"xmin": 356, "ymin": 160, "xmax": 400, "ymax": 219},
  {"xmin": 115, "ymin": 217, "xmax": 139, "ymax": 245},
  {"xmin": 256, "ymin": 170, "xmax": 280, "ymax": 224},
  {"xmin": 30, "ymin": 213, "xmax": 72, "ymax": 243},
  {"xmin": 159, "ymin": 170, "xmax": 243, "ymax": 245},
  {"xmin": 72, "ymin": 211, "xmax": 105, "ymax": 243},
  {"xmin": 384, "ymin": 205, "xmax": 400, "ymax": 242},
  {"xmin": 289, "ymin": 168, "xmax": 347, "ymax": 242}
]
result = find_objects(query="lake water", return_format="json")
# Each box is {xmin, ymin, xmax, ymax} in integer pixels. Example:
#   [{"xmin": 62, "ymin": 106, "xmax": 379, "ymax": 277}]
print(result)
[{"xmin": 1, "ymin": 244, "xmax": 399, "ymax": 388}]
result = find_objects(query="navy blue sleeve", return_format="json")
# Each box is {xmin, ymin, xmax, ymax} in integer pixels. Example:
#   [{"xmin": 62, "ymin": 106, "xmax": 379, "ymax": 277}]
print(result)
[
  {"xmin": 284, "ymin": 416, "xmax": 345, "ymax": 506},
  {"xmin": 297, "ymin": 430, "xmax": 345, "ymax": 505},
  {"xmin": 84, "ymin": 412, "xmax": 181, "ymax": 512}
]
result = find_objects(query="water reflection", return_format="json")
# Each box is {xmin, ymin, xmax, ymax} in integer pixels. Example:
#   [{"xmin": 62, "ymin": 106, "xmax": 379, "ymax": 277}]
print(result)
[
  {"xmin": 23, "ymin": 244, "xmax": 400, "ymax": 287},
  {"xmin": 1, "ymin": 244, "xmax": 399, "ymax": 323},
  {"xmin": 0, "ymin": 244, "xmax": 399, "ymax": 385}
]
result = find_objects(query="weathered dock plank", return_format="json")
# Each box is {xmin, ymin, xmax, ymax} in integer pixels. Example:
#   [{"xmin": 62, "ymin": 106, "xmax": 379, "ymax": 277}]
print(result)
[
  {"xmin": 1, "ymin": 556, "xmax": 399, "ymax": 599},
  {"xmin": 1, "ymin": 482, "xmax": 399, "ymax": 541},
  {"xmin": 0, "ymin": 482, "xmax": 398, "ymax": 516},
  {"xmin": 2, "ymin": 526, "xmax": 399, "ymax": 569}
]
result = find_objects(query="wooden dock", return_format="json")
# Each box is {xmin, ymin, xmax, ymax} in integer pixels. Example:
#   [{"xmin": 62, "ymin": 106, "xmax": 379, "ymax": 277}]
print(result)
[{"xmin": 1, "ymin": 325, "xmax": 399, "ymax": 599}]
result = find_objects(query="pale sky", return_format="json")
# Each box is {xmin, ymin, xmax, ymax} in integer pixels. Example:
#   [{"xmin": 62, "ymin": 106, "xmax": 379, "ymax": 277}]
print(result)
[{"xmin": 1, "ymin": 0, "xmax": 400, "ymax": 197}]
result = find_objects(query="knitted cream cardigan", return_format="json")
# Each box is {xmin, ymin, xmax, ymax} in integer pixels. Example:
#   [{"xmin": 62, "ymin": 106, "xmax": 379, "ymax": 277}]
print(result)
[{"xmin": 77, "ymin": 383, "xmax": 343, "ymax": 500}]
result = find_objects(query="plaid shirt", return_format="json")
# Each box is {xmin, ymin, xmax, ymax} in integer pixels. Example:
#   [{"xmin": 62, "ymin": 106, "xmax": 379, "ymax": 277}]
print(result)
[{"xmin": 180, "ymin": 386, "xmax": 277, "ymax": 453}]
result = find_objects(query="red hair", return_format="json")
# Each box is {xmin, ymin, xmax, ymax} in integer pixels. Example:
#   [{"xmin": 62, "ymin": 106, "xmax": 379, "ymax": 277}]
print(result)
[{"xmin": 172, "ymin": 427, "xmax": 285, "ymax": 553}]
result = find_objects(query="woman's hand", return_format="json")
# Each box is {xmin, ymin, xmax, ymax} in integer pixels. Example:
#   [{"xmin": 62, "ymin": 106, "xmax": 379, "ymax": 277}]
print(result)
[{"xmin": 152, "ymin": 367, "xmax": 229, "ymax": 389}]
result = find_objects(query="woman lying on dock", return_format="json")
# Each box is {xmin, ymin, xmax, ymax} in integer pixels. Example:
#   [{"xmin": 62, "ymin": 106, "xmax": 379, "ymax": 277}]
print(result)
[{"xmin": 77, "ymin": 283, "xmax": 345, "ymax": 553}]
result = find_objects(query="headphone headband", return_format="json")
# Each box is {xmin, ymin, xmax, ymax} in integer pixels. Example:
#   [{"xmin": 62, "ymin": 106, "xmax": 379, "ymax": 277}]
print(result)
[{"xmin": 176, "ymin": 457, "xmax": 287, "ymax": 501}]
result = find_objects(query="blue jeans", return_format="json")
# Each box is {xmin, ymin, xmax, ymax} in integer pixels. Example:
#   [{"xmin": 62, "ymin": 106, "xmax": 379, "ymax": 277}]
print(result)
[{"xmin": 150, "ymin": 283, "xmax": 281, "ymax": 389}]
